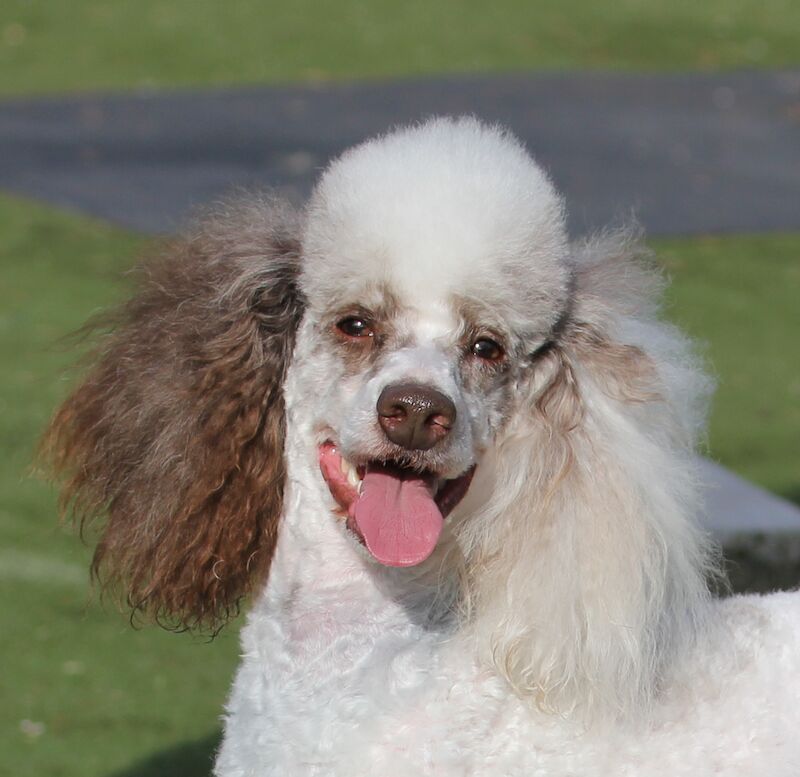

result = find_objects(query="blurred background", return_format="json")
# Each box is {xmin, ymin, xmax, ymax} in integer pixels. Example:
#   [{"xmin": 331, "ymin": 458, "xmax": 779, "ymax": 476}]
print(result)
[{"xmin": 1, "ymin": 2, "xmax": 798, "ymax": 775}]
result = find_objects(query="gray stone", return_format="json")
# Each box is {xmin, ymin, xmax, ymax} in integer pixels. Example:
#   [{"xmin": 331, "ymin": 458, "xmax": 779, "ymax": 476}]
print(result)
[{"xmin": 698, "ymin": 459, "xmax": 800, "ymax": 591}]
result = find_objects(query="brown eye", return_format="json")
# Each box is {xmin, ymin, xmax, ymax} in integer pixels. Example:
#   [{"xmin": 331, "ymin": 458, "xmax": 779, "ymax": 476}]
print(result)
[
  {"xmin": 336, "ymin": 317, "xmax": 374, "ymax": 339},
  {"xmin": 471, "ymin": 337, "xmax": 504, "ymax": 362}
]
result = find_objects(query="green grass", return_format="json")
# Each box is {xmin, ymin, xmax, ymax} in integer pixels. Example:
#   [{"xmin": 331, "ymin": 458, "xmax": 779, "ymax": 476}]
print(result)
[
  {"xmin": 658, "ymin": 234, "xmax": 800, "ymax": 500},
  {"xmin": 2, "ymin": 195, "xmax": 798, "ymax": 775},
  {"xmin": 1, "ymin": 0, "xmax": 799, "ymax": 96}
]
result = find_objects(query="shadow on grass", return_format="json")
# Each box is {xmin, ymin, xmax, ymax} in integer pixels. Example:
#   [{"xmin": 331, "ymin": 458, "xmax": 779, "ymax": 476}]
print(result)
[{"xmin": 107, "ymin": 730, "xmax": 221, "ymax": 777}]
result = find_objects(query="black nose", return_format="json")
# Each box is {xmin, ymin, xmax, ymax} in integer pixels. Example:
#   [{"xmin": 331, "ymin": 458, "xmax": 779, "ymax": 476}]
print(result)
[{"xmin": 376, "ymin": 383, "xmax": 457, "ymax": 451}]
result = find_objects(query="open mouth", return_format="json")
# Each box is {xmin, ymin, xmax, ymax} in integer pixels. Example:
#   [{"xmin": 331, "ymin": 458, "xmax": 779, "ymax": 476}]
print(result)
[{"xmin": 318, "ymin": 442, "xmax": 475, "ymax": 568}]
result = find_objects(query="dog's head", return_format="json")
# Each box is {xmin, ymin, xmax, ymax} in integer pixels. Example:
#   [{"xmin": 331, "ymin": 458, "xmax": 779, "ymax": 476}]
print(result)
[
  {"xmin": 294, "ymin": 118, "xmax": 570, "ymax": 567},
  {"xmin": 45, "ymin": 117, "xmax": 714, "ymax": 717}
]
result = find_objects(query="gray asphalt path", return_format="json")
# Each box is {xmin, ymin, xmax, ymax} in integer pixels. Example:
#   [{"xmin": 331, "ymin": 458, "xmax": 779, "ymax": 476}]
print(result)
[{"xmin": 1, "ymin": 69, "xmax": 799, "ymax": 236}]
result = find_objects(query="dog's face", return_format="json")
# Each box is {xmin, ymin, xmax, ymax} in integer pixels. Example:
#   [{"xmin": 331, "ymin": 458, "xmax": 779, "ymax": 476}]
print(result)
[{"xmin": 292, "ymin": 119, "xmax": 571, "ymax": 567}]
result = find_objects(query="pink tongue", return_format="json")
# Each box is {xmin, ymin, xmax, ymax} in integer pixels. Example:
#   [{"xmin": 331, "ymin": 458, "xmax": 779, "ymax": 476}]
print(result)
[{"xmin": 351, "ymin": 466, "xmax": 443, "ymax": 567}]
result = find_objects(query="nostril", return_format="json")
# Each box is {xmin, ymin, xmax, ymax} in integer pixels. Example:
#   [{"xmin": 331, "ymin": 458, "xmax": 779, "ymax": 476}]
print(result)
[
  {"xmin": 381, "ymin": 403, "xmax": 407, "ymax": 420},
  {"xmin": 429, "ymin": 406, "xmax": 454, "ymax": 425},
  {"xmin": 424, "ymin": 415, "xmax": 452, "ymax": 446},
  {"xmin": 425, "ymin": 396, "xmax": 457, "ymax": 432},
  {"xmin": 427, "ymin": 413, "xmax": 453, "ymax": 431},
  {"xmin": 378, "ymin": 412, "xmax": 404, "ymax": 434}
]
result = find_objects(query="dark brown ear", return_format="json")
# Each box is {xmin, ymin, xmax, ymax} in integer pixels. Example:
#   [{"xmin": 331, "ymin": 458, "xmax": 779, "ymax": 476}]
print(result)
[{"xmin": 42, "ymin": 198, "xmax": 304, "ymax": 630}]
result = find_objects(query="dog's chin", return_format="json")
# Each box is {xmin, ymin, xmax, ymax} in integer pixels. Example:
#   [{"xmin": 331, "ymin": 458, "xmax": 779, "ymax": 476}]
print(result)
[{"xmin": 318, "ymin": 441, "xmax": 475, "ymax": 568}]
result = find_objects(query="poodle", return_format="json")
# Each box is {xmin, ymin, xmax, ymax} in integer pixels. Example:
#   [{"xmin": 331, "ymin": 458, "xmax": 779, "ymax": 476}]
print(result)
[{"xmin": 45, "ymin": 117, "xmax": 800, "ymax": 776}]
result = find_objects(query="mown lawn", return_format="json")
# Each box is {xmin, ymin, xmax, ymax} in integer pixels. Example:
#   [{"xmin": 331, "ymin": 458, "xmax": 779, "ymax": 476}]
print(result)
[{"xmin": 1, "ymin": 0, "xmax": 799, "ymax": 96}]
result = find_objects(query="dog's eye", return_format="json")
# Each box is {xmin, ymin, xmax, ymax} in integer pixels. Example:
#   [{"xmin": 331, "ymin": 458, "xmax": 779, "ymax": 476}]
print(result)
[
  {"xmin": 336, "ymin": 317, "xmax": 374, "ymax": 339},
  {"xmin": 471, "ymin": 337, "xmax": 505, "ymax": 362}
]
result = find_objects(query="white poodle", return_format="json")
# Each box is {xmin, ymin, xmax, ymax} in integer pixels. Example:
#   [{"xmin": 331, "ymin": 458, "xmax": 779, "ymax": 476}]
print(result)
[{"xmin": 46, "ymin": 117, "xmax": 800, "ymax": 776}]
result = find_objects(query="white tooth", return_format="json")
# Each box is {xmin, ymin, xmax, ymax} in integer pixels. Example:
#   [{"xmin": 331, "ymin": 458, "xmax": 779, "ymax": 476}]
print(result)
[
  {"xmin": 339, "ymin": 456, "xmax": 361, "ymax": 488},
  {"xmin": 357, "ymin": 479, "xmax": 363, "ymax": 495}
]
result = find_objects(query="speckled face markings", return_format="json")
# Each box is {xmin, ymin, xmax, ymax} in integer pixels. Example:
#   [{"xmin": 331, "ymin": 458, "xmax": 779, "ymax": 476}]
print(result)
[
  {"xmin": 319, "ymin": 283, "xmax": 402, "ymax": 377},
  {"xmin": 453, "ymin": 294, "xmax": 557, "ymax": 435},
  {"xmin": 310, "ymin": 278, "xmax": 556, "ymax": 480},
  {"xmin": 454, "ymin": 295, "xmax": 510, "ymax": 372}
]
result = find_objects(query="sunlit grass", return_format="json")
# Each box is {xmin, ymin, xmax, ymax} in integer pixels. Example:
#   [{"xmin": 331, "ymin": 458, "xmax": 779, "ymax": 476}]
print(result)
[{"xmin": 657, "ymin": 233, "xmax": 800, "ymax": 501}]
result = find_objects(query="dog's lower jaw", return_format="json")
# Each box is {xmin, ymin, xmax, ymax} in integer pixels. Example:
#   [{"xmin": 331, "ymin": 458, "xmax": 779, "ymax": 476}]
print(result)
[{"xmin": 318, "ymin": 441, "xmax": 477, "ymax": 568}]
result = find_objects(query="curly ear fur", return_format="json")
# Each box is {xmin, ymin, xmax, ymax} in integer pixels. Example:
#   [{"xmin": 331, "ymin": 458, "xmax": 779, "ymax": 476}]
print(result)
[
  {"xmin": 42, "ymin": 198, "xmax": 304, "ymax": 630},
  {"xmin": 458, "ymin": 230, "xmax": 717, "ymax": 720}
]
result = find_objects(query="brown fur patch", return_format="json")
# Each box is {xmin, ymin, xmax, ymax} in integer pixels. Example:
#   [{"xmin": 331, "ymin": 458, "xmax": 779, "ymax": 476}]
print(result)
[
  {"xmin": 531, "ymin": 321, "xmax": 659, "ymax": 437},
  {"xmin": 452, "ymin": 295, "xmax": 514, "ymax": 403},
  {"xmin": 526, "ymin": 320, "xmax": 659, "ymax": 502},
  {"xmin": 567, "ymin": 322, "xmax": 660, "ymax": 404},
  {"xmin": 533, "ymin": 344, "xmax": 584, "ymax": 433},
  {"xmin": 41, "ymin": 199, "xmax": 304, "ymax": 630}
]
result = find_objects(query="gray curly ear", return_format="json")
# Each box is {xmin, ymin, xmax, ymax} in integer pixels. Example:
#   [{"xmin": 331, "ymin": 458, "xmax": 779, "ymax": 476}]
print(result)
[
  {"xmin": 559, "ymin": 229, "xmax": 711, "ymax": 443},
  {"xmin": 531, "ymin": 230, "xmax": 666, "ymax": 430},
  {"xmin": 42, "ymin": 198, "xmax": 305, "ymax": 630}
]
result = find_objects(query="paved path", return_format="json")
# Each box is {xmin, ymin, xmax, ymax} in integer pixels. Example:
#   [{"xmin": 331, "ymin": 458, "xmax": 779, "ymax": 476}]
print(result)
[
  {"xmin": 1, "ymin": 70, "xmax": 798, "ymax": 565},
  {"xmin": 1, "ymin": 70, "xmax": 799, "ymax": 236}
]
